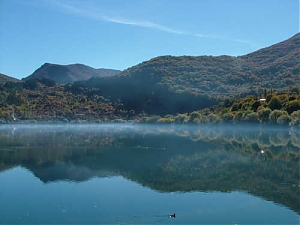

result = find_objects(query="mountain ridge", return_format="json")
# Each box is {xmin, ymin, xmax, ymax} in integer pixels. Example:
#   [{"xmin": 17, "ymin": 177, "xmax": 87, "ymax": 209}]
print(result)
[
  {"xmin": 1, "ymin": 33, "xmax": 299, "ymax": 121},
  {"xmin": 239, "ymin": 33, "xmax": 299, "ymax": 79},
  {"xmin": 0, "ymin": 73, "xmax": 21, "ymax": 84},
  {"xmin": 7, "ymin": 33, "xmax": 300, "ymax": 86},
  {"xmin": 69, "ymin": 33, "xmax": 299, "ymax": 114},
  {"xmin": 23, "ymin": 63, "xmax": 121, "ymax": 83}
]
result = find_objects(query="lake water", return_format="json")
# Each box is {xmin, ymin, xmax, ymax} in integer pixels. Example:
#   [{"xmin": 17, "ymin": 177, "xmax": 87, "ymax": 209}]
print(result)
[{"xmin": 0, "ymin": 124, "xmax": 299, "ymax": 224}]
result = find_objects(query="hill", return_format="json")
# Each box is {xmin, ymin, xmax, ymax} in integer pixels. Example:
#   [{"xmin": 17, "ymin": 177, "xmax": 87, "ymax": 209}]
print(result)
[
  {"xmin": 1, "ymin": 33, "xmax": 299, "ymax": 122},
  {"xmin": 70, "ymin": 33, "xmax": 299, "ymax": 115},
  {"xmin": 23, "ymin": 63, "xmax": 121, "ymax": 83},
  {"xmin": 239, "ymin": 33, "xmax": 299, "ymax": 87},
  {"xmin": 0, "ymin": 73, "xmax": 20, "ymax": 84}
]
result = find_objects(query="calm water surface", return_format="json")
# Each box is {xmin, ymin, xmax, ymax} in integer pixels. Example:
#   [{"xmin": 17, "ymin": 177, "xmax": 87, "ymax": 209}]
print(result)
[{"xmin": 0, "ymin": 124, "xmax": 299, "ymax": 224}]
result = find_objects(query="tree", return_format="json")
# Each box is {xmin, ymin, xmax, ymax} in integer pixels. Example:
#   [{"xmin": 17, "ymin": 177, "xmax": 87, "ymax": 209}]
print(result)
[
  {"xmin": 258, "ymin": 107, "xmax": 271, "ymax": 123},
  {"xmin": 157, "ymin": 117, "xmax": 174, "ymax": 124},
  {"xmin": 244, "ymin": 112, "xmax": 259, "ymax": 123},
  {"xmin": 207, "ymin": 113, "xmax": 220, "ymax": 123},
  {"xmin": 290, "ymin": 87, "xmax": 299, "ymax": 94},
  {"xmin": 38, "ymin": 78, "xmax": 56, "ymax": 87},
  {"xmin": 290, "ymin": 110, "xmax": 300, "ymax": 127},
  {"xmin": 277, "ymin": 114, "xmax": 291, "ymax": 125},
  {"xmin": 7, "ymin": 93, "xmax": 23, "ymax": 106},
  {"xmin": 222, "ymin": 112, "xmax": 234, "ymax": 122},
  {"xmin": 233, "ymin": 111, "xmax": 244, "ymax": 123},
  {"xmin": 251, "ymin": 100, "xmax": 261, "ymax": 112},
  {"xmin": 188, "ymin": 111, "xmax": 202, "ymax": 123},
  {"xmin": 23, "ymin": 80, "xmax": 38, "ymax": 90},
  {"xmin": 231, "ymin": 103, "xmax": 241, "ymax": 112},
  {"xmin": 286, "ymin": 100, "xmax": 300, "ymax": 114},
  {"xmin": 174, "ymin": 114, "xmax": 189, "ymax": 123},
  {"xmin": 268, "ymin": 96, "xmax": 282, "ymax": 110},
  {"xmin": 269, "ymin": 110, "xmax": 287, "ymax": 124}
]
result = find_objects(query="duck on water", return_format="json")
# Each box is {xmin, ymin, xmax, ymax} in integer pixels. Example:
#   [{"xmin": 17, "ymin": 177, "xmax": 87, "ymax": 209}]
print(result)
[{"xmin": 170, "ymin": 213, "xmax": 176, "ymax": 218}]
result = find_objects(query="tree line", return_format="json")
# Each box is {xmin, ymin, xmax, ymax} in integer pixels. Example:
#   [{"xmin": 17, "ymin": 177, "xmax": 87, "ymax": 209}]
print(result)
[{"xmin": 0, "ymin": 79, "xmax": 299, "ymax": 127}]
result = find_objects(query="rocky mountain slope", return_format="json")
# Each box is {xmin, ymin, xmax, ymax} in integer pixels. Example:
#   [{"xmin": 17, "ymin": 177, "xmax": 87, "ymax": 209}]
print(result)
[{"xmin": 23, "ymin": 63, "xmax": 121, "ymax": 83}]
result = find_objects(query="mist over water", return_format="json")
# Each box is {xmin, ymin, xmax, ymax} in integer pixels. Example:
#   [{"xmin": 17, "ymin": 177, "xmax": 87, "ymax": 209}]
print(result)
[{"xmin": 0, "ymin": 124, "xmax": 299, "ymax": 224}]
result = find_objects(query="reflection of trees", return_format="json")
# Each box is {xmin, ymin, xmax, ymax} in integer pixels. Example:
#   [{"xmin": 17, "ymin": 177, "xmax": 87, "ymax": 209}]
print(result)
[
  {"xmin": 0, "ymin": 124, "xmax": 299, "ymax": 213},
  {"xmin": 290, "ymin": 131, "xmax": 300, "ymax": 148},
  {"xmin": 257, "ymin": 133, "xmax": 272, "ymax": 147},
  {"xmin": 176, "ymin": 126, "xmax": 299, "ymax": 162},
  {"xmin": 269, "ymin": 132, "xmax": 289, "ymax": 146}
]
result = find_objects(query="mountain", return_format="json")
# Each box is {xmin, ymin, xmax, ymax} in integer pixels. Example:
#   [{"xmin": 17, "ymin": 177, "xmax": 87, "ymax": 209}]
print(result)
[
  {"xmin": 240, "ymin": 33, "xmax": 299, "ymax": 86},
  {"xmin": 1, "ymin": 34, "xmax": 299, "ymax": 120},
  {"xmin": 0, "ymin": 73, "xmax": 20, "ymax": 84},
  {"xmin": 71, "ymin": 33, "xmax": 299, "ymax": 115},
  {"xmin": 23, "ymin": 63, "xmax": 121, "ymax": 83}
]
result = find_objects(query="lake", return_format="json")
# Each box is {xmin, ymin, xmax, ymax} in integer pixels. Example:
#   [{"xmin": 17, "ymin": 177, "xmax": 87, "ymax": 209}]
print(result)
[{"xmin": 0, "ymin": 124, "xmax": 299, "ymax": 224}]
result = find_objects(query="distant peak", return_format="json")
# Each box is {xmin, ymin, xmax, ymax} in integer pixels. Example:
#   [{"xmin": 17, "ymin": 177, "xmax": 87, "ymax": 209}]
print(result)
[
  {"xmin": 24, "ymin": 63, "xmax": 121, "ymax": 83},
  {"xmin": 40, "ymin": 63, "xmax": 57, "ymax": 68}
]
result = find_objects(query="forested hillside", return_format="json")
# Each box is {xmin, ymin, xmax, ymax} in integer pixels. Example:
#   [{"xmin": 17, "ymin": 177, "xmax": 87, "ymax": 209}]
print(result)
[
  {"xmin": 0, "ymin": 33, "xmax": 299, "ymax": 125},
  {"xmin": 0, "ymin": 79, "xmax": 123, "ymax": 122},
  {"xmin": 0, "ymin": 79, "xmax": 299, "ymax": 126},
  {"xmin": 0, "ymin": 73, "xmax": 20, "ymax": 85},
  {"xmin": 146, "ymin": 88, "xmax": 300, "ymax": 126},
  {"xmin": 69, "ymin": 33, "xmax": 299, "ymax": 115}
]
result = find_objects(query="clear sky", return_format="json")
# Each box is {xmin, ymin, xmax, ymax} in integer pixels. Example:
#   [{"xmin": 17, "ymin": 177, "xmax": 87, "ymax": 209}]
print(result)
[{"xmin": 0, "ymin": 0, "xmax": 299, "ymax": 79}]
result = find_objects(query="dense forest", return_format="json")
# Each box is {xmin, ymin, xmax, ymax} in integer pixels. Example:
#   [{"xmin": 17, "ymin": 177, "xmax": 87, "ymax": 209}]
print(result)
[
  {"xmin": 0, "ymin": 79, "xmax": 122, "ymax": 122},
  {"xmin": 0, "ymin": 79, "xmax": 299, "ymax": 127},
  {"xmin": 139, "ymin": 88, "xmax": 300, "ymax": 126}
]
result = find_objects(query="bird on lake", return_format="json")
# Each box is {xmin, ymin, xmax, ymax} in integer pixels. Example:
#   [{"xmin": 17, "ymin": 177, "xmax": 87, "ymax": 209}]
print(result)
[{"xmin": 170, "ymin": 213, "xmax": 176, "ymax": 218}]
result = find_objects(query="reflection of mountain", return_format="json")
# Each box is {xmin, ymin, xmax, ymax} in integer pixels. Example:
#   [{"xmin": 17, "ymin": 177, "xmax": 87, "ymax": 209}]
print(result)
[{"xmin": 0, "ymin": 125, "xmax": 299, "ymax": 213}]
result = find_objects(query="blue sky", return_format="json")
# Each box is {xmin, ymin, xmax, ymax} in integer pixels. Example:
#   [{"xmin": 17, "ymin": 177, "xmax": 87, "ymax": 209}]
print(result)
[{"xmin": 0, "ymin": 0, "xmax": 299, "ymax": 79}]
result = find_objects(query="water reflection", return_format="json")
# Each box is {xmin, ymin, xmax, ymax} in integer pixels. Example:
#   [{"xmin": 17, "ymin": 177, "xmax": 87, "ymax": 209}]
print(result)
[{"xmin": 0, "ymin": 124, "xmax": 299, "ymax": 214}]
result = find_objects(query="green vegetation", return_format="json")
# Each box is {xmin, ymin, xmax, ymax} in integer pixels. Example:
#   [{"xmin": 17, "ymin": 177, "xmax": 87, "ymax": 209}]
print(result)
[
  {"xmin": 0, "ymin": 79, "xmax": 299, "ymax": 127},
  {"xmin": 0, "ymin": 80, "xmax": 123, "ymax": 122},
  {"xmin": 0, "ymin": 73, "xmax": 21, "ymax": 85},
  {"xmin": 149, "ymin": 89, "xmax": 299, "ymax": 127}
]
